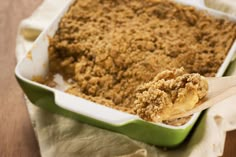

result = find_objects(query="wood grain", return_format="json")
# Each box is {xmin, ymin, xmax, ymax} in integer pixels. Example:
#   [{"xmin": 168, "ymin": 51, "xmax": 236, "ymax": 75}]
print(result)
[
  {"xmin": 0, "ymin": 0, "xmax": 235, "ymax": 157},
  {"xmin": 0, "ymin": 0, "xmax": 42, "ymax": 157}
]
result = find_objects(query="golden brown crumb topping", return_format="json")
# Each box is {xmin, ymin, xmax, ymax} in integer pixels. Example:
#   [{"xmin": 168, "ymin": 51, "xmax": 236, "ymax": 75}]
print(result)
[
  {"xmin": 133, "ymin": 68, "xmax": 208, "ymax": 122},
  {"xmin": 43, "ymin": 0, "xmax": 236, "ymax": 125}
]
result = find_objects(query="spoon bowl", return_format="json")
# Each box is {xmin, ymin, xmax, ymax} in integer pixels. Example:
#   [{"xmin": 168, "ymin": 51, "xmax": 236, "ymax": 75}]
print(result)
[{"xmin": 163, "ymin": 75, "xmax": 236, "ymax": 121}]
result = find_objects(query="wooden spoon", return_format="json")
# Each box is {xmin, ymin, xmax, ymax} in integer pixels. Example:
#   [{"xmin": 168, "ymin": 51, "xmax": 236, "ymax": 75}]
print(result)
[{"xmin": 163, "ymin": 75, "xmax": 236, "ymax": 121}]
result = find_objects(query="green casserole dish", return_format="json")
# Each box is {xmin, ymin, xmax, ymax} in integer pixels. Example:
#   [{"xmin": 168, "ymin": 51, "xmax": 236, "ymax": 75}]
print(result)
[{"xmin": 15, "ymin": 0, "xmax": 236, "ymax": 147}]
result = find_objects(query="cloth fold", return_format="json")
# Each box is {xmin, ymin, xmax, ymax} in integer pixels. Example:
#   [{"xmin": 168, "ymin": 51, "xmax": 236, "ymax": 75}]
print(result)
[{"xmin": 16, "ymin": 0, "xmax": 236, "ymax": 156}]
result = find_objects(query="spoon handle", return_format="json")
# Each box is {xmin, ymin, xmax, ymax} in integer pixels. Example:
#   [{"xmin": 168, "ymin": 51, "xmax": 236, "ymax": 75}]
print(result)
[
  {"xmin": 165, "ymin": 86, "xmax": 236, "ymax": 120},
  {"xmin": 208, "ymin": 75, "xmax": 236, "ymax": 94}
]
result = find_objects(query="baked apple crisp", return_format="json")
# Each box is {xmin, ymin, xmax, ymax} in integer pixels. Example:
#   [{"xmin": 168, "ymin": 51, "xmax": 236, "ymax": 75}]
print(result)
[
  {"xmin": 40, "ymin": 0, "xmax": 236, "ymax": 125},
  {"xmin": 134, "ymin": 68, "xmax": 208, "ymax": 122}
]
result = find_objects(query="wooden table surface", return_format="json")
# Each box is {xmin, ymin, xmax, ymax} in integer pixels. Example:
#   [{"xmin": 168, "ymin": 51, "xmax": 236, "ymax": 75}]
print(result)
[{"xmin": 0, "ymin": 0, "xmax": 236, "ymax": 156}]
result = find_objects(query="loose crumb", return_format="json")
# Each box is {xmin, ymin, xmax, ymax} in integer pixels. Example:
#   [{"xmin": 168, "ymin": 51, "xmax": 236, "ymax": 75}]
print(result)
[{"xmin": 26, "ymin": 51, "xmax": 32, "ymax": 60}]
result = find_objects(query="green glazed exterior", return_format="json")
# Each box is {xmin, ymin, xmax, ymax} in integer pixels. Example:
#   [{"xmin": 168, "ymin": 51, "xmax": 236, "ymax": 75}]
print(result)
[{"xmin": 16, "ymin": 75, "xmax": 196, "ymax": 147}]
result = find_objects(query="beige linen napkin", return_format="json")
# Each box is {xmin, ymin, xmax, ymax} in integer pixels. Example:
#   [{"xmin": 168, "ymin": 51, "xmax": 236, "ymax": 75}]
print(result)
[{"xmin": 16, "ymin": 0, "xmax": 236, "ymax": 156}]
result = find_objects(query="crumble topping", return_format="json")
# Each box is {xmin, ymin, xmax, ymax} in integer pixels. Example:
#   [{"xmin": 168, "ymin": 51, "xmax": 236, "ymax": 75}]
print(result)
[
  {"xmin": 133, "ymin": 68, "xmax": 208, "ymax": 122},
  {"xmin": 38, "ymin": 0, "xmax": 236, "ymax": 125}
]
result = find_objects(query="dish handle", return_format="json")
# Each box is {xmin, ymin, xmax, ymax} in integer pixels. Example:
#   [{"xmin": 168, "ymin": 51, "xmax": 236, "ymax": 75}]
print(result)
[{"xmin": 54, "ymin": 91, "xmax": 139, "ymax": 125}]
